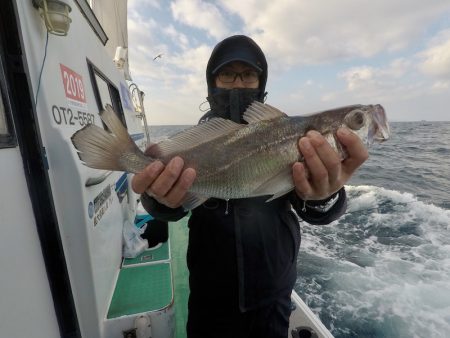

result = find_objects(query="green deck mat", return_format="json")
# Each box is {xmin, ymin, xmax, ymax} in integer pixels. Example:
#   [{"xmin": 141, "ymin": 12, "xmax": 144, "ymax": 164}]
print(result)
[
  {"xmin": 122, "ymin": 241, "xmax": 170, "ymax": 266},
  {"xmin": 169, "ymin": 216, "xmax": 190, "ymax": 338},
  {"xmin": 107, "ymin": 263, "xmax": 173, "ymax": 319}
]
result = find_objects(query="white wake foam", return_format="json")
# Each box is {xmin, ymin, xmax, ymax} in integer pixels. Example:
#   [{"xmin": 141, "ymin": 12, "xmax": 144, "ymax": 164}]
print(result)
[{"xmin": 297, "ymin": 185, "xmax": 450, "ymax": 338}]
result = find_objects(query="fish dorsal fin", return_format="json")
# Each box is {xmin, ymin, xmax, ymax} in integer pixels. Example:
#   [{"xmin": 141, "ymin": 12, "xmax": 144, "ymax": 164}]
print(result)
[
  {"xmin": 149, "ymin": 118, "xmax": 243, "ymax": 158},
  {"xmin": 243, "ymin": 102, "xmax": 288, "ymax": 124}
]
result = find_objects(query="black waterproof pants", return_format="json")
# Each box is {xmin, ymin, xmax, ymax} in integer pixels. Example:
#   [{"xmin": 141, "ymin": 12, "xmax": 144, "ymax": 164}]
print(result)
[{"xmin": 186, "ymin": 292, "xmax": 292, "ymax": 338}]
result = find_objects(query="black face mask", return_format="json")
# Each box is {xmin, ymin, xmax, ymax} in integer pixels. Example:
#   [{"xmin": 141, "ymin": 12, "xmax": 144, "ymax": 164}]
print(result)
[{"xmin": 201, "ymin": 88, "xmax": 266, "ymax": 124}]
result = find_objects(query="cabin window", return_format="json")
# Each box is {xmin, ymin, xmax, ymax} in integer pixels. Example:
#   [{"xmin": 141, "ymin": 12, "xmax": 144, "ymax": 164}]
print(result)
[
  {"xmin": 95, "ymin": 73, "xmax": 113, "ymax": 109},
  {"xmin": 88, "ymin": 61, "xmax": 127, "ymax": 129},
  {"xmin": 73, "ymin": 0, "xmax": 108, "ymax": 45}
]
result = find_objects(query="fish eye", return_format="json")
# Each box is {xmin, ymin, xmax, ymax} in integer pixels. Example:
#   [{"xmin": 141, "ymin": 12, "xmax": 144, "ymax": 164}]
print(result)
[{"xmin": 346, "ymin": 110, "xmax": 365, "ymax": 130}]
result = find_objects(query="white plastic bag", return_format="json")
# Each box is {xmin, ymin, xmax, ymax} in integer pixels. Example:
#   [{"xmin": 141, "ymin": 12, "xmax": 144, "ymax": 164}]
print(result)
[{"xmin": 122, "ymin": 220, "xmax": 148, "ymax": 258}]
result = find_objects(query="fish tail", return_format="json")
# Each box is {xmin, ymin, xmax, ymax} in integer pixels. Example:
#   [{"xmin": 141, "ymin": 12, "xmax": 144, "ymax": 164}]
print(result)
[{"xmin": 71, "ymin": 105, "xmax": 150, "ymax": 173}]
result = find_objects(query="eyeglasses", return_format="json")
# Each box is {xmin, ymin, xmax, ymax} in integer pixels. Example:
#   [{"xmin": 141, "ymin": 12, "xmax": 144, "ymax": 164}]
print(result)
[{"xmin": 217, "ymin": 70, "xmax": 260, "ymax": 84}]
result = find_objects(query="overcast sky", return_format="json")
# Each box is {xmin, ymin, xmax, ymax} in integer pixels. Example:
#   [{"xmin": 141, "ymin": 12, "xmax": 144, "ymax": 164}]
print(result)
[{"xmin": 127, "ymin": 0, "xmax": 450, "ymax": 125}]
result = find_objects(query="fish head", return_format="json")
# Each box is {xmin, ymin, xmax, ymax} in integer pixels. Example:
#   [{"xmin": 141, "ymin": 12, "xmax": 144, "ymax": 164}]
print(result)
[
  {"xmin": 341, "ymin": 104, "xmax": 390, "ymax": 146},
  {"xmin": 301, "ymin": 104, "xmax": 391, "ymax": 160}
]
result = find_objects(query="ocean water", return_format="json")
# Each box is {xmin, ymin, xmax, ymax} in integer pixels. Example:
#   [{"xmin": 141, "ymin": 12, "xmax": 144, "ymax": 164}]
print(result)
[
  {"xmin": 148, "ymin": 121, "xmax": 450, "ymax": 338},
  {"xmin": 295, "ymin": 121, "xmax": 450, "ymax": 338}
]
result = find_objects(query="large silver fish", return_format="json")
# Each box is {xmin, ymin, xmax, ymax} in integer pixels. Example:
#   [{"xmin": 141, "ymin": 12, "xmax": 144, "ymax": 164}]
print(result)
[{"xmin": 71, "ymin": 102, "xmax": 390, "ymax": 210}]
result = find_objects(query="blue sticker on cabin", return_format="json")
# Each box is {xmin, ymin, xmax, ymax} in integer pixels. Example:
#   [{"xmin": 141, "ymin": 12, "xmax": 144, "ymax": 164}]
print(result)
[
  {"xmin": 120, "ymin": 82, "xmax": 134, "ymax": 112},
  {"xmin": 115, "ymin": 173, "xmax": 128, "ymax": 203}
]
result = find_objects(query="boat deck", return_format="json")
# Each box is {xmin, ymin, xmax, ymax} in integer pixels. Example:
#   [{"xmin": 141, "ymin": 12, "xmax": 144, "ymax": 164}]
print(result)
[
  {"xmin": 169, "ymin": 216, "xmax": 190, "ymax": 338},
  {"xmin": 108, "ymin": 239, "xmax": 173, "ymax": 319},
  {"xmin": 107, "ymin": 263, "xmax": 173, "ymax": 319}
]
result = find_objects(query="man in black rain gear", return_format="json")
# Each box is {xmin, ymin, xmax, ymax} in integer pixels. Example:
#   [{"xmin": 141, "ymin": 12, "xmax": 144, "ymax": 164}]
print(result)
[{"xmin": 132, "ymin": 35, "xmax": 369, "ymax": 338}]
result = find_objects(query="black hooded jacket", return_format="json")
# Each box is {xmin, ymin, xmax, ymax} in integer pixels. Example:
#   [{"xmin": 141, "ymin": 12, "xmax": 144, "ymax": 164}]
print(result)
[{"xmin": 140, "ymin": 35, "xmax": 347, "ymax": 311}]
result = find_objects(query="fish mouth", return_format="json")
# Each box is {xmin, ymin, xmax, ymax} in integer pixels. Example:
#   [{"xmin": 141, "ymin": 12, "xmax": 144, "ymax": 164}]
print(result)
[{"xmin": 369, "ymin": 104, "xmax": 390, "ymax": 142}]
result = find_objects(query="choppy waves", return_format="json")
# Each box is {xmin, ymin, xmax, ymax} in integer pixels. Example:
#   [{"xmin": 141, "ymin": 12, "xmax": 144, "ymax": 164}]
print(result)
[{"xmin": 296, "ymin": 185, "xmax": 450, "ymax": 338}]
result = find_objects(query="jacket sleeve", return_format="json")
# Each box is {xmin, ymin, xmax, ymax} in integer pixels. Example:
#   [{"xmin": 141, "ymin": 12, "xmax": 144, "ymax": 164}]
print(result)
[
  {"xmin": 289, "ymin": 187, "xmax": 347, "ymax": 225},
  {"xmin": 140, "ymin": 193, "xmax": 188, "ymax": 222}
]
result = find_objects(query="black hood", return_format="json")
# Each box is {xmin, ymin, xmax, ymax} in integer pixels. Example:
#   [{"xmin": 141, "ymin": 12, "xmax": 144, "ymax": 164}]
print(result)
[
  {"xmin": 206, "ymin": 35, "xmax": 268, "ymax": 96},
  {"xmin": 203, "ymin": 35, "xmax": 268, "ymax": 123}
]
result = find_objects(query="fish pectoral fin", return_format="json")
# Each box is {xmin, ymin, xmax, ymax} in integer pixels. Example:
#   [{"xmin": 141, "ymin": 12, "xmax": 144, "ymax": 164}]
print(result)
[
  {"xmin": 182, "ymin": 192, "xmax": 209, "ymax": 211},
  {"xmin": 243, "ymin": 101, "xmax": 288, "ymax": 124},
  {"xmin": 252, "ymin": 168, "xmax": 294, "ymax": 200}
]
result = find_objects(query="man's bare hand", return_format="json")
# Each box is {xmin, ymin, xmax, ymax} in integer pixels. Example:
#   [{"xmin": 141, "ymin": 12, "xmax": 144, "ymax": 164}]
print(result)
[
  {"xmin": 293, "ymin": 128, "xmax": 368, "ymax": 201},
  {"xmin": 131, "ymin": 156, "xmax": 196, "ymax": 208}
]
